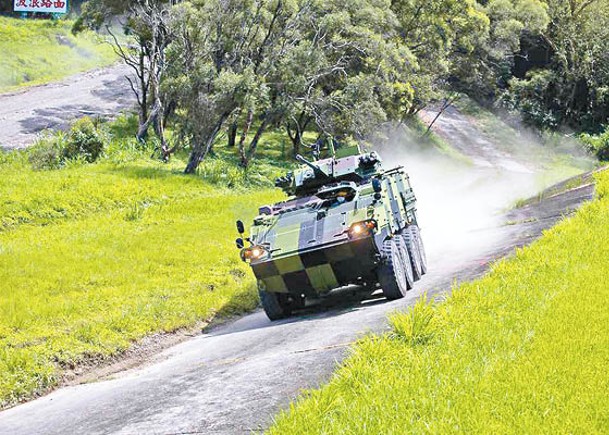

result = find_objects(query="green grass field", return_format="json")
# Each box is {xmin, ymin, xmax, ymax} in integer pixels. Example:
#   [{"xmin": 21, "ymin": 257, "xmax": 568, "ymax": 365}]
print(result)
[
  {"xmin": 269, "ymin": 169, "xmax": 609, "ymax": 434},
  {"xmin": 0, "ymin": 142, "xmax": 286, "ymax": 407},
  {"xmin": 0, "ymin": 17, "xmax": 116, "ymax": 92}
]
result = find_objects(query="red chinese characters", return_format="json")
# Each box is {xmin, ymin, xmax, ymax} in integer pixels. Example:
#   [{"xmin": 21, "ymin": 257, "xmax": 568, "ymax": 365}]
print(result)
[{"xmin": 15, "ymin": 0, "xmax": 66, "ymax": 10}]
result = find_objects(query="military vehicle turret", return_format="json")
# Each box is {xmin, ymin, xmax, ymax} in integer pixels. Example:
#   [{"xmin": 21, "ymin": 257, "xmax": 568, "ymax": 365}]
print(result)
[{"xmin": 235, "ymin": 140, "xmax": 427, "ymax": 320}]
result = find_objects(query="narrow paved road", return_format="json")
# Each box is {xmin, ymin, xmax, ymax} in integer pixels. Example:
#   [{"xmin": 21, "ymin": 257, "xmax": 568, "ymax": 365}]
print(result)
[{"xmin": 0, "ymin": 64, "xmax": 133, "ymax": 149}]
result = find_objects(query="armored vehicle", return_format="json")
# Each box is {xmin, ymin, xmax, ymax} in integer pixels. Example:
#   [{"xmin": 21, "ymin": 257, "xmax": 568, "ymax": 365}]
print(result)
[{"xmin": 235, "ymin": 141, "xmax": 426, "ymax": 320}]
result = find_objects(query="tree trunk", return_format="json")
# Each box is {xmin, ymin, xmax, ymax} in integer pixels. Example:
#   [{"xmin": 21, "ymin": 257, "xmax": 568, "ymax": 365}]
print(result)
[
  {"xmin": 163, "ymin": 100, "xmax": 176, "ymax": 129},
  {"xmin": 286, "ymin": 113, "xmax": 310, "ymax": 157},
  {"xmin": 149, "ymin": 71, "xmax": 170, "ymax": 161},
  {"xmin": 292, "ymin": 130, "xmax": 301, "ymax": 157},
  {"xmin": 135, "ymin": 47, "xmax": 149, "ymax": 142},
  {"xmin": 185, "ymin": 115, "xmax": 229, "ymax": 174},
  {"xmin": 137, "ymin": 82, "xmax": 166, "ymax": 154},
  {"xmin": 238, "ymin": 109, "xmax": 254, "ymax": 166},
  {"xmin": 286, "ymin": 124, "xmax": 301, "ymax": 156},
  {"xmin": 137, "ymin": 112, "xmax": 149, "ymax": 142},
  {"xmin": 424, "ymin": 95, "xmax": 456, "ymax": 137},
  {"xmin": 228, "ymin": 121, "xmax": 238, "ymax": 148},
  {"xmin": 241, "ymin": 119, "xmax": 268, "ymax": 167},
  {"xmin": 185, "ymin": 144, "xmax": 206, "ymax": 174},
  {"xmin": 153, "ymin": 113, "xmax": 170, "ymax": 162}
]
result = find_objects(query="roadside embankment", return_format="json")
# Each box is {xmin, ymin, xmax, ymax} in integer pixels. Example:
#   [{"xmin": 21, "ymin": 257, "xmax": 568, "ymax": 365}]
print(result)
[
  {"xmin": 0, "ymin": 152, "xmax": 283, "ymax": 408},
  {"xmin": 269, "ymin": 168, "xmax": 609, "ymax": 434}
]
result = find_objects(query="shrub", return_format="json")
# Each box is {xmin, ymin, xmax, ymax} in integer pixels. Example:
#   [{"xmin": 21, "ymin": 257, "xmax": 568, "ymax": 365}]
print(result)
[
  {"xmin": 27, "ymin": 135, "xmax": 64, "ymax": 170},
  {"xmin": 580, "ymin": 128, "xmax": 609, "ymax": 161},
  {"xmin": 198, "ymin": 158, "xmax": 245, "ymax": 187},
  {"xmin": 26, "ymin": 118, "xmax": 108, "ymax": 170},
  {"xmin": 62, "ymin": 117, "xmax": 106, "ymax": 163},
  {"xmin": 108, "ymin": 113, "xmax": 140, "ymax": 140}
]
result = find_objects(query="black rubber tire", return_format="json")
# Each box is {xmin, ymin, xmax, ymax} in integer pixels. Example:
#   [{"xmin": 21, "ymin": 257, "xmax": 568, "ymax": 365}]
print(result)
[
  {"xmin": 412, "ymin": 225, "xmax": 428, "ymax": 275},
  {"xmin": 398, "ymin": 239, "xmax": 415, "ymax": 290},
  {"xmin": 259, "ymin": 288, "xmax": 292, "ymax": 321},
  {"xmin": 402, "ymin": 228, "xmax": 423, "ymax": 282},
  {"xmin": 378, "ymin": 239, "xmax": 413, "ymax": 300}
]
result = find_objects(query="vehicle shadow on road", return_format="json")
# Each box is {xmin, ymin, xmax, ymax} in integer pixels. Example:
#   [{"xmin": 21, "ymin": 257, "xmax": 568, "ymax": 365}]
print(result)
[{"xmin": 207, "ymin": 286, "xmax": 390, "ymax": 338}]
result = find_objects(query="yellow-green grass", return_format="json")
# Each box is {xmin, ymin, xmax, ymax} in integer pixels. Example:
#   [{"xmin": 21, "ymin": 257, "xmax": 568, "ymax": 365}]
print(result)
[
  {"xmin": 269, "ymin": 169, "xmax": 609, "ymax": 434},
  {"xmin": 0, "ymin": 17, "xmax": 116, "ymax": 92},
  {"xmin": 0, "ymin": 156, "xmax": 283, "ymax": 407},
  {"xmin": 1, "ymin": 157, "xmax": 241, "ymax": 232}
]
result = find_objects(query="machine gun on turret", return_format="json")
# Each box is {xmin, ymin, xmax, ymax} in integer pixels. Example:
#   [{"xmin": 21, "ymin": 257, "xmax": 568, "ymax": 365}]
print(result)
[{"xmin": 295, "ymin": 154, "xmax": 332, "ymax": 180}]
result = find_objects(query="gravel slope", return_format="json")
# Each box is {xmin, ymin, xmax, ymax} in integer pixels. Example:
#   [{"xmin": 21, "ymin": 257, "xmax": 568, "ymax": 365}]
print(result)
[{"xmin": 0, "ymin": 64, "xmax": 133, "ymax": 149}]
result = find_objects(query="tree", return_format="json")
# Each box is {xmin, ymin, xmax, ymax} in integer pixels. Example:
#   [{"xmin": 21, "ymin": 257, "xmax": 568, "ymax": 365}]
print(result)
[
  {"xmin": 75, "ymin": 0, "xmax": 179, "ymax": 160},
  {"xmin": 503, "ymin": 0, "xmax": 609, "ymax": 130},
  {"xmin": 276, "ymin": 0, "xmax": 419, "ymax": 155},
  {"xmin": 169, "ymin": 0, "xmax": 432, "ymax": 171},
  {"xmin": 167, "ymin": 0, "xmax": 302, "ymax": 172},
  {"xmin": 391, "ymin": 0, "xmax": 489, "ymax": 104}
]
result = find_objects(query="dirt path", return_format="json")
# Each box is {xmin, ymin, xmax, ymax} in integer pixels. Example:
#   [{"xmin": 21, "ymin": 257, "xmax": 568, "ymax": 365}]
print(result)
[
  {"xmin": 0, "ymin": 101, "xmax": 598, "ymax": 434},
  {"xmin": 419, "ymin": 105, "xmax": 534, "ymax": 173},
  {"xmin": 0, "ymin": 64, "xmax": 133, "ymax": 149}
]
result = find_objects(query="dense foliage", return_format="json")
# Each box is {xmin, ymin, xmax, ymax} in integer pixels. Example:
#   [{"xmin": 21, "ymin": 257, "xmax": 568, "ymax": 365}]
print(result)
[
  {"xmin": 74, "ymin": 0, "xmax": 608, "ymax": 169},
  {"xmin": 501, "ymin": 0, "xmax": 609, "ymax": 132}
]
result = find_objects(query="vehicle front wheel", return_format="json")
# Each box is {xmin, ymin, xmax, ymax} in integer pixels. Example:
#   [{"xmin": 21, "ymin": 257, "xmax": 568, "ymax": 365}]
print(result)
[{"xmin": 259, "ymin": 288, "xmax": 292, "ymax": 321}]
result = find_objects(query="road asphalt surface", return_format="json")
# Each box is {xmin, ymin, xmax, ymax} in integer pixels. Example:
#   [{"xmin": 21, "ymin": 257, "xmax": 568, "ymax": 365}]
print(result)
[
  {"xmin": 0, "ymin": 64, "xmax": 133, "ymax": 149},
  {"xmin": 0, "ymin": 81, "xmax": 598, "ymax": 434}
]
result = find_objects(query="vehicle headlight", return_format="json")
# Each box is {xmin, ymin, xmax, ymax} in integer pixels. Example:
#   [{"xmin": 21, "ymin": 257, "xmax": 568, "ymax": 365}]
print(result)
[
  {"xmin": 241, "ymin": 246, "xmax": 269, "ymax": 262},
  {"xmin": 348, "ymin": 220, "xmax": 377, "ymax": 238}
]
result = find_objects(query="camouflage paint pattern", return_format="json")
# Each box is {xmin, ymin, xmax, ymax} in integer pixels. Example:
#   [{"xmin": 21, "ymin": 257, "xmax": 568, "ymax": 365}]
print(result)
[{"xmin": 247, "ymin": 158, "xmax": 418, "ymax": 296}]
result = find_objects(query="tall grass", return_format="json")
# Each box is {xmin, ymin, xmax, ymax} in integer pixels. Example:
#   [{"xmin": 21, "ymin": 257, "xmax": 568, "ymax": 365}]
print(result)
[
  {"xmin": 0, "ymin": 17, "xmax": 116, "ymax": 91},
  {"xmin": 269, "ymin": 169, "xmax": 609, "ymax": 434},
  {"xmin": 0, "ymin": 153, "xmax": 283, "ymax": 407}
]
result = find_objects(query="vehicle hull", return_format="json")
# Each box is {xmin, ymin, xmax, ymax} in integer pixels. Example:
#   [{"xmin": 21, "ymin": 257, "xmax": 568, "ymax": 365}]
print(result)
[{"xmin": 252, "ymin": 236, "xmax": 378, "ymax": 297}]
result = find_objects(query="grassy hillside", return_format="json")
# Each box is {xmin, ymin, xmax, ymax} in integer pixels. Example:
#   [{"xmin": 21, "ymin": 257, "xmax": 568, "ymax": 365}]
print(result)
[
  {"xmin": 0, "ymin": 132, "xmax": 287, "ymax": 407},
  {"xmin": 0, "ymin": 103, "xmax": 598, "ymax": 409},
  {"xmin": 269, "ymin": 169, "xmax": 609, "ymax": 434},
  {"xmin": 0, "ymin": 17, "xmax": 116, "ymax": 92}
]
